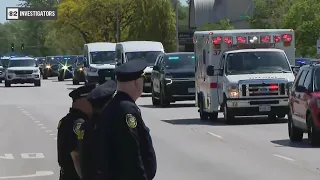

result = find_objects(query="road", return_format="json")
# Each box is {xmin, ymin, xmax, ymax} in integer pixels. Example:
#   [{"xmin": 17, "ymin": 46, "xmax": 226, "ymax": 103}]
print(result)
[{"xmin": 0, "ymin": 78, "xmax": 320, "ymax": 179}]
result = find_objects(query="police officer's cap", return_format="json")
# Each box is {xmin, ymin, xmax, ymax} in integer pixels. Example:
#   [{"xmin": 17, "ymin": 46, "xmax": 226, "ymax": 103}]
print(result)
[
  {"xmin": 87, "ymin": 80, "xmax": 117, "ymax": 108},
  {"xmin": 114, "ymin": 59, "xmax": 148, "ymax": 82},
  {"xmin": 69, "ymin": 83, "xmax": 96, "ymax": 101}
]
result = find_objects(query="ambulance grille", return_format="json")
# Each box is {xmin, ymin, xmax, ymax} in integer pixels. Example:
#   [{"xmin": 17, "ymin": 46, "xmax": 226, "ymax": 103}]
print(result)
[{"xmin": 241, "ymin": 83, "xmax": 286, "ymax": 97}]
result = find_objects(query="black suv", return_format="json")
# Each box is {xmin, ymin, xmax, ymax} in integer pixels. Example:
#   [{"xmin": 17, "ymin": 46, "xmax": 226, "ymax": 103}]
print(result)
[
  {"xmin": 72, "ymin": 56, "xmax": 85, "ymax": 85},
  {"xmin": 57, "ymin": 57, "xmax": 76, "ymax": 81},
  {"xmin": 43, "ymin": 57, "xmax": 59, "ymax": 79},
  {"xmin": 151, "ymin": 52, "xmax": 195, "ymax": 107}
]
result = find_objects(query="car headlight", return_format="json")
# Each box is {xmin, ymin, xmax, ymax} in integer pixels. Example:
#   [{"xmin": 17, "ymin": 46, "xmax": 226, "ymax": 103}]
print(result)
[
  {"xmin": 7, "ymin": 70, "xmax": 14, "ymax": 74},
  {"xmin": 79, "ymin": 67, "xmax": 83, "ymax": 71},
  {"xmin": 228, "ymin": 84, "xmax": 239, "ymax": 98},
  {"xmin": 89, "ymin": 67, "xmax": 97, "ymax": 72},
  {"xmin": 46, "ymin": 65, "xmax": 51, "ymax": 69},
  {"xmin": 33, "ymin": 69, "xmax": 39, "ymax": 73}
]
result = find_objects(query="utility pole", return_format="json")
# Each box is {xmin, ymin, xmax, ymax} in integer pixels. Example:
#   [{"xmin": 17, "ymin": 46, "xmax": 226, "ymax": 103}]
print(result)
[
  {"xmin": 116, "ymin": 0, "xmax": 120, "ymax": 43},
  {"xmin": 175, "ymin": 0, "xmax": 179, "ymax": 52}
]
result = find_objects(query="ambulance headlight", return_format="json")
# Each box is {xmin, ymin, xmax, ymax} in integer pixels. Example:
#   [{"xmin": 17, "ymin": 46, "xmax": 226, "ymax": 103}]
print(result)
[
  {"xmin": 89, "ymin": 67, "xmax": 97, "ymax": 72},
  {"xmin": 228, "ymin": 84, "xmax": 239, "ymax": 98}
]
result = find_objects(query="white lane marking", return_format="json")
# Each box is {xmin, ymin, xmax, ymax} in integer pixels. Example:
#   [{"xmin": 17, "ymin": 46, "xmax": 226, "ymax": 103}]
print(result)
[
  {"xmin": 273, "ymin": 154, "xmax": 295, "ymax": 161},
  {"xmin": 37, "ymin": 124, "xmax": 43, "ymax": 126},
  {"xmin": 46, "ymin": 130, "xmax": 52, "ymax": 132},
  {"xmin": 50, "ymin": 134, "xmax": 56, "ymax": 136},
  {"xmin": 207, "ymin": 132, "xmax": 223, "ymax": 139},
  {"xmin": 0, "ymin": 154, "xmax": 14, "ymax": 159},
  {"xmin": 34, "ymin": 121, "xmax": 40, "ymax": 123},
  {"xmin": 21, "ymin": 153, "xmax": 45, "ymax": 159},
  {"xmin": 41, "ymin": 127, "xmax": 47, "ymax": 129},
  {"xmin": 0, "ymin": 171, "xmax": 54, "ymax": 179}
]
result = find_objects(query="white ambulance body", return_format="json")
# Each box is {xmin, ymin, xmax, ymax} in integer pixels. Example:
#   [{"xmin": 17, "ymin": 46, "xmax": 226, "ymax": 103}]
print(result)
[{"xmin": 194, "ymin": 29, "xmax": 295, "ymax": 124}]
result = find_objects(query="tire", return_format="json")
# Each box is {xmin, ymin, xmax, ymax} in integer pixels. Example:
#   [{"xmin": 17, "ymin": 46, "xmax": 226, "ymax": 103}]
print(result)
[
  {"xmin": 73, "ymin": 78, "xmax": 79, "ymax": 85},
  {"xmin": 209, "ymin": 112, "xmax": 218, "ymax": 121},
  {"xmin": 307, "ymin": 115, "xmax": 320, "ymax": 146},
  {"xmin": 34, "ymin": 80, "xmax": 41, "ymax": 87},
  {"xmin": 42, "ymin": 73, "xmax": 48, "ymax": 79},
  {"xmin": 159, "ymin": 85, "xmax": 169, "ymax": 107},
  {"xmin": 288, "ymin": 111, "xmax": 303, "ymax": 142},
  {"xmin": 4, "ymin": 81, "xmax": 11, "ymax": 87},
  {"xmin": 151, "ymin": 84, "xmax": 159, "ymax": 106},
  {"xmin": 199, "ymin": 99, "xmax": 208, "ymax": 121},
  {"xmin": 223, "ymin": 102, "xmax": 235, "ymax": 124},
  {"xmin": 58, "ymin": 74, "xmax": 64, "ymax": 81}
]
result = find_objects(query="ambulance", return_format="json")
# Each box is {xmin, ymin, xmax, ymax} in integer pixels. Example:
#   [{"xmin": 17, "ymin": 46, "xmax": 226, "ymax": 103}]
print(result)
[{"xmin": 194, "ymin": 29, "xmax": 295, "ymax": 124}]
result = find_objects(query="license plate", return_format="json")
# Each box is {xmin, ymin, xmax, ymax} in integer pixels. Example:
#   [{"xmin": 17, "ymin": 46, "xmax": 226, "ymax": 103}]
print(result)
[
  {"xmin": 259, "ymin": 105, "xmax": 271, "ymax": 112},
  {"xmin": 144, "ymin": 83, "xmax": 151, "ymax": 87},
  {"xmin": 105, "ymin": 77, "xmax": 111, "ymax": 80},
  {"xmin": 188, "ymin": 88, "xmax": 195, "ymax": 93}
]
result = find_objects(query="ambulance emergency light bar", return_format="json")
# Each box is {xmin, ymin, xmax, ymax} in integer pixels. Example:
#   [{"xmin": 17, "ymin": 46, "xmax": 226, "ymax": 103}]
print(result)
[{"xmin": 193, "ymin": 32, "xmax": 293, "ymax": 48}]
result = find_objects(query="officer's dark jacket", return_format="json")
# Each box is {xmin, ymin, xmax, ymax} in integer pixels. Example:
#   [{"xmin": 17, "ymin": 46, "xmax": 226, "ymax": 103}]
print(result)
[
  {"xmin": 57, "ymin": 108, "xmax": 88, "ymax": 180},
  {"xmin": 96, "ymin": 91, "xmax": 157, "ymax": 180},
  {"xmin": 80, "ymin": 112, "xmax": 100, "ymax": 180}
]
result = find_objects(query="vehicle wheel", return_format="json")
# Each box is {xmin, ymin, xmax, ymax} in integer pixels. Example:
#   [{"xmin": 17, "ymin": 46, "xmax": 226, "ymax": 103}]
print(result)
[
  {"xmin": 4, "ymin": 81, "xmax": 11, "ymax": 87},
  {"xmin": 73, "ymin": 78, "xmax": 79, "ymax": 85},
  {"xmin": 42, "ymin": 74, "xmax": 48, "ymax": 79},
  {"xmin": 288, "ymin": 111, "xmax": 303, "ymax": 142},
  {"xmin": 223, "ymin": 103, "xmax": 235, "ymax": 124},
  {"xmin": 34, "ymin": 80, "xmax": 41, "ymax": 87},
  {"xmin": 58, "ymin": 74, "xmax": 64, "ymax": 81},
  {"xmin": 159, "ymin": 85, "xmax": 170, "ymax": 107},
  {"xmin": 151, "ymin": 84, "xmax": 159, "ymax": 106},
  {"xmin": 209, "ymin": 112, "xmax": 218, "ymax": 121},
  {"xmin": 307, "ymin": 115, "xmax": 320, "ymax": 146},
  {"xmin": 199, "ymin": 99, "xmax": 208, "ymax": 121}
]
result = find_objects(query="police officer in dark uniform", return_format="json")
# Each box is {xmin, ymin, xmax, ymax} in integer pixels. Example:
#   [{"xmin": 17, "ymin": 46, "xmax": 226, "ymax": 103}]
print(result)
[
  {"xmin": 96, "ymin": 60, "xmax": 157, "ymax": 180},
  {"xmin": 79, "ymin": 80, "xmax": 117, "ymax": 180},
  {"xmin": 57, "ymin": 84, "xmax": 96, "ymax": 180}
]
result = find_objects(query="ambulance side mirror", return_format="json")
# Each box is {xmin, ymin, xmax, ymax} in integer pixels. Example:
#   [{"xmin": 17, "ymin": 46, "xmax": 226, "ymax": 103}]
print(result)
[{"xmin": 206, "ymin": 65, "xmax": 215, "ymax": 76}]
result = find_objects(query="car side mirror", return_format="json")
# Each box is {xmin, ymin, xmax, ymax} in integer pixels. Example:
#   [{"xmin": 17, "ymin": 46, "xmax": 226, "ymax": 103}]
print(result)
[
  {"xmin": 206, "ymin": 65, "xmax": 215, "ymax": 76},
  {"xmin": 295, "ymin": 85, "xmax": 307, "ymax": 92}
]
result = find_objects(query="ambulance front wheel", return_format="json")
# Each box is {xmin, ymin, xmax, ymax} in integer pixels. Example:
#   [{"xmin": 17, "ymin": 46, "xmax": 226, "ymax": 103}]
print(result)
[
  {"xmin": 223, "ymin": 103, "xmax": 235, "ymax": 124},
  {"xmin": 199, "ymin": 102, "xmax": 209, "ymax": 120}
]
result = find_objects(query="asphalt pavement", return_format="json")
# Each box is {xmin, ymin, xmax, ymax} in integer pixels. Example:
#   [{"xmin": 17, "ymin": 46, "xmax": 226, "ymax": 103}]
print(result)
[{"xmin": 0, "ymin": 78, "xmax": 320, "ymax": 179}]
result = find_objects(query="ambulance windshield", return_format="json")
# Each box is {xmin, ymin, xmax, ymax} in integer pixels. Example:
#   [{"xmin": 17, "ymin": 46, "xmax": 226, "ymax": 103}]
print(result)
[{"xmin": 225, "ymin": 51, "xmax": 291, "ymax": 75}]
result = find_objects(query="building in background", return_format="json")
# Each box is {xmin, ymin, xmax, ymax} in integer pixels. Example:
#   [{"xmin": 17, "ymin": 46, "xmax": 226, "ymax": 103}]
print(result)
[{"xmin": 189, "ymin": 0, "xmax": 252, "ymax": 29}]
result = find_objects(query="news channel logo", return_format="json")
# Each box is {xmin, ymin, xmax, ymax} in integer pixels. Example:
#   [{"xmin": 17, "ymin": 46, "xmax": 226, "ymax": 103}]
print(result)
[{"xmin": 6, "ymin": 7, "xmax": 58, "ymax": 20}]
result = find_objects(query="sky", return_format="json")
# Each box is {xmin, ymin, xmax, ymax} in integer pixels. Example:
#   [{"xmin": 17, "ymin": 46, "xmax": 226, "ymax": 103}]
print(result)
[{"xmin": 0, "ymin": 0, "xmax": 187, "ymax": 23}]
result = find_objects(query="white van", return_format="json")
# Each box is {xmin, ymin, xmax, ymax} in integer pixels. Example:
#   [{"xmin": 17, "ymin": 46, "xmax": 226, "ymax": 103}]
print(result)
[
  {"xmin": 83, "ymin": 42, "xmax": 116, "ymax": 84},
  {"xmin": 115, "ymin": 41, "xmax": 164, "ymax": 92}
]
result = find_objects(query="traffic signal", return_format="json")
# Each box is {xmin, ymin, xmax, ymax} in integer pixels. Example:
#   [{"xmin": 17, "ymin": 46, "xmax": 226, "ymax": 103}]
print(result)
[
  {"xmin": 11, "ymin": 43, "xmax": 14, "ymax": 52},
  {"xmin": 21, "ymin": 43, "xmax": 24, "ymax": 50}
]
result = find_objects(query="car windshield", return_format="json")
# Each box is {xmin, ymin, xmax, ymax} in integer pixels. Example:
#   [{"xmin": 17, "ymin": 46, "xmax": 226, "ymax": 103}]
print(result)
[
  {"xmin": 126, "ymin": 51, "xmax": 161, "ymax": 66},
  {"xmin": 60, "ymin": 57, "xmax": 77, "ymax": 65},
  {"xmin": 226, "ymin": 51, "xmax": 291, "ymax": 75},
  {"xmin": 1, "ymin": 59, "xmax": 9, "ymax": 67},
  {"xmin": 8, "ymin": 59, "xmax": 36, "ymax": 67},
  {"xmin": 90, "ymin": 51, "xmax": 115, "ymax": 64},
  {"xmin": 164, "ymin": 53, "xmax": 195, "ymax": 69}
]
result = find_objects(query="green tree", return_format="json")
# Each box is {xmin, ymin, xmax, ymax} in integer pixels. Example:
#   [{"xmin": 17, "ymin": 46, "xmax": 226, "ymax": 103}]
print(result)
[
  {"xmin": 249, "ymin": 0, "xmax": 293, "ymax": 28},
  {"xmin": 284, "ymin": 0, "xmax": 320, "ymax": 57},
  {"xmin": 128, "ymin": 0, "xmax": 177, "ymax": 52}
]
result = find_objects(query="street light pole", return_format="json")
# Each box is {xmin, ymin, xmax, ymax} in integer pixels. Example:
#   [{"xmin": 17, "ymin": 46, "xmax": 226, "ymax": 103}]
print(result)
[{"xmin": 175, "ymin": 0, "xmax": 179, "ymax": 51}]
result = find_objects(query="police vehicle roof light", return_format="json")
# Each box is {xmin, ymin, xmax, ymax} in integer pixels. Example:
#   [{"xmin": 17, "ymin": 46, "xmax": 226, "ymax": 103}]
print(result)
[
  {"xmin": 224, "ymin": 36, "xmax": 232, "ymax": 44},
  {"xmin": 260, "ymin": 35, "xmax": 271, "ymax": 43},
  {"xmin": 236, "ymin": 36, "xmax": 246, "ymax": 44},
  {"xmin": 212, "ymin": 36, "xmax": 222, "ymax": 45},
  {"xmin": 274, "ymin": 35, "xmax": 281, "ymax": 43},
  {"xmin": 282, "ymin": 34, "xmax": 292, "ymax": 42}
]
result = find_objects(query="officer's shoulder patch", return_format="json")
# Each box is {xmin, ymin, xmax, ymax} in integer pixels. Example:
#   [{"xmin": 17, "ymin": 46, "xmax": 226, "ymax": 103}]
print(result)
[
  {"xmin": 73, "ymin": 122, "xmax": 84, "ymax": 139},
  {"xmin": 126, "ymin": 114, "xmax": 137, "ymax": 128},
  {"xmin": 57, "ymin": 120, "xmax": 62, "ymax": 129}
]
